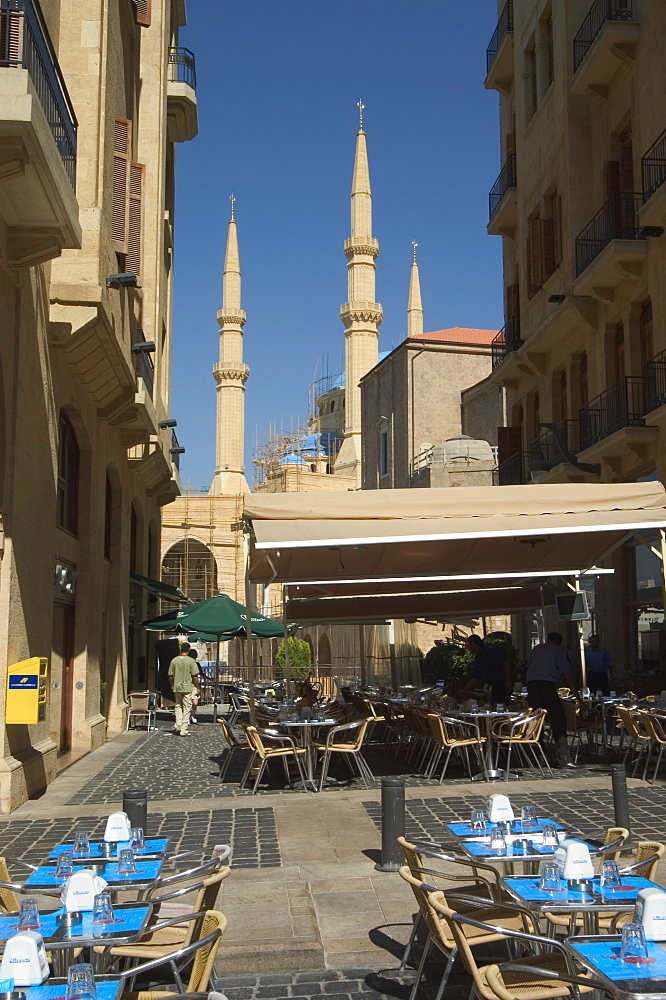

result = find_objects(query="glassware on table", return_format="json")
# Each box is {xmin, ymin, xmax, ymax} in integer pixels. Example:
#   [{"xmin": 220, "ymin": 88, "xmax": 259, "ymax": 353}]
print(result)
[
  {"xmin": 66, "ymin": 963, "xmax": 97, "ymax": 1000},
  {"xmin": 610, "ymin": 690, "xmax": 617, "ymax": 699},
  {"xmin": 581, "ymin": 687, "xmax": 591, "ymax": 701},
  {"xmin": 495, "ymin": 703, "xmax": 506, "ymax": 713},
  {"xmin": 541, "ymin": 823, "xmax": 559, "ymax": 848},
  {"xmin": 596, "ymin": 689, "xmax": 603, "ymax": 699},
  {"xmin": 16, "ymin": 898, "xmax": 40, "ymax": 930},
  {"xmin": 470, "ymin": 809, "xmax": 486, "ymax": 831},
  {"xmin": 129, "ymin": 827, "xmax": 145, "ymax": 851},
  {"xmin": 488, "ymin": 825, "xmax": 506, "ymax": 852},
  {"xmin": 91, "ymin": 892, "xmax": 115, "ymax": 925},
  {"xmin": 55, "ymin": 851, "xmax": 75, "ymax": 878},
  {"xmin": 600, "ymin": 859, "xmax": 622, "ymax": 893},
  {"xmin": 539, "ymin": 862, "xmax": 562, "ymax": 894},
  {"xmin": 469, "ymin": 701, "xmax": 479, "ymax": 713},
  {"xmin": 621, "ymin": 922, "xmax": 650, "ymax": 965},
  {"xmin": 116, "ymin": 848, "xmax": 136, "ymax": 874},
  {"xmin": 73, "ymin": 831, "xmax": 90, "ymax": 856},
  {"xmin": 521, "ymin": 805, "xmax": 538, "ymax": 829}
]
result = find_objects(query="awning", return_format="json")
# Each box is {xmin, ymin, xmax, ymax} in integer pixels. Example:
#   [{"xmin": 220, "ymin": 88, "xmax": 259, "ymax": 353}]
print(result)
[{"xmin": 130, "ymin": 573, "xmax": 189, "ymax": 604}]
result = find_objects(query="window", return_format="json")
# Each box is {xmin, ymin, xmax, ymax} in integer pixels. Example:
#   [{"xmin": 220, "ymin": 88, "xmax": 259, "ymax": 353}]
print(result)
[
  {"xmin": 557, "ymin": 369, "xmax": 568, "ymax": 421},
  {"xmin": 543, "ymin": 15, "xmax": 554, "ymax": 90},
  {"xmin": 104, "ymin": 472, "xmax": 112, "ymax": 560},
  {"xmin": 112, "ymin": 119, "xmax": 145, "ymax": 284},
  {"xmin": 132, "ymin": 0, "xmax": 151, "ymax": 25},
  {"xmin": 527, "ymin": 212, "xmax": 542, "ymax": 298},
  {"xmin": 640, "ymin": 299, "xmax": 654, "ymax": 371},
  {"xmin": 579, "ymin": 352, "xmax": 589, "ymax": 406},
  {"xmin": 379, "ymin": 428, "xmax": 389, "ymax": 479},
  {"xmin": 543, "ymin": 191, "xmax": 562, "ymax": 277},
  {"xmin": 613, "ymin": 322, "xmax": 625, "ymax": 381},
  {"xmin": 524, "ymin": 42, "xmax": 537, "ymax": 122},
  {"xmin": 56, "ymin": 413, "xmax": 79, "ymax": 535}
]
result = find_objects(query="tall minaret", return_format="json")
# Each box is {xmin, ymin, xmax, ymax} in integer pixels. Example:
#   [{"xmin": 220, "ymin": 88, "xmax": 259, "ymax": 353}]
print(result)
[
  {"xmin": 210, "ymin": 195, "xmax": 250, "ymax": 495},
  {"xmin": 334, "ymin": 101, "xmax": 383, "ymax": 486},
  {"xmin": 407, "ymin": 241, "xmax": 423, "ymax": 338}
]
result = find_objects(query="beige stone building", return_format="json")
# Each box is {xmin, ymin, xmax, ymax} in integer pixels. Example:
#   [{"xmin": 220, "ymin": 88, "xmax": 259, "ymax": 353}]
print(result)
[
  {"xmin": 0, "ymin": 0, "xmax": 195, "ymax": 809},
  {"xmin": 484, "ymin": 0, "xmax": 666, "ymax": 685}
]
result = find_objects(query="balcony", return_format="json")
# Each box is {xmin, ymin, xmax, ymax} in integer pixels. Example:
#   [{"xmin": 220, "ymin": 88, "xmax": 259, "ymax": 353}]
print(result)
[
  {"xmin": 485, "ymin": 0, "xmax": 514, "ymax": 95},
  {"xmin": 578, "ymin": 376, "xmax": 657, "ymax": 463},
  {"xmin": 167, "ymin": 46, "xmax": 198, "ymax": 142},
  {"xmin": 574, "ymin": 193, "xmax": 652, "ymax": 297},
  {"xmin": 109, "ymin": 335, "xmax": 157, "ymax": 446},
  {"xmin": 128, "ymin": 427, "xmax": 181, "ymax": 502},
  {"xmin": 494, "ymin": 451, "xmax": 528, "ymax": 486},
  {"xmin": 527, "ymin": 421, "xmax": 601, "ymax": 482},
  {"xmin": 571, "ymin": 0, "xmax": 640, "ymax": 100},
  {"xmin": 640, "ymin": 129, "xmax": 666, "ymax": 227},
  {"xmin": 491, "ymin": 316, "xmax": 522, "ymax": 370},
  {"xmin": 488, "ymin": 154, "xmax": 517, "ymax": 237},
  {"xmin": 647, "ymin": 349, "xmax": 666, "ymax": 414},
  {"xmin": 0, "ymin": 0, "xmax": 80, "ymax": 265}
]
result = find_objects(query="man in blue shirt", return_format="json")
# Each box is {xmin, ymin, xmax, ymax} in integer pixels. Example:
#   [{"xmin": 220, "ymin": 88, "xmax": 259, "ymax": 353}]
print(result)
[
  {"xmin": 584, "ymin": 634, "xmax": 612, "ymax": 695},
  {"xmin": 526, "ymin": 631, "xmax": 582, "ymax": 768}
]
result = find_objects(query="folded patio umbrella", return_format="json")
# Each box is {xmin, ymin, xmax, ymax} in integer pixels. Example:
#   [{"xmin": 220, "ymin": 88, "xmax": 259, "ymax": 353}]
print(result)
[{"xmin": 142, "ymin": 592, "xmax": 284, "ymax": 638}]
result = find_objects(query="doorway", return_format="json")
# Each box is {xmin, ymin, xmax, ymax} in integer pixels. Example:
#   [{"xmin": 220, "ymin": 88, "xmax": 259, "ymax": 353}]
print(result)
[{"xmin": 52, "ymin": 603, "xmax": 75, "ymax": 752}]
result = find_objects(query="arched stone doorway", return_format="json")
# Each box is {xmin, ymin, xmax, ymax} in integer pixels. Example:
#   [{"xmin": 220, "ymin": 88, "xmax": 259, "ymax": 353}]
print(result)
[
  {"xmin": 318, "ymin": 633, "xmax": 332, "ymax": 672},
  {"xmin": 161, "ymin": 538, "xmax": 218, "ymax": 604}
]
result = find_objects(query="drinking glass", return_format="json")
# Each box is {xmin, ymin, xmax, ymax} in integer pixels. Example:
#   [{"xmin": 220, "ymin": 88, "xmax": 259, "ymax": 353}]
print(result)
[
  {"xmin": 16, "ymin": 898, "xmax": 40, "ymax": 930},
  {"xmin": 541, "ymin": 823, "xmax": 559, "ymax": 848},
  {"xmin": 55, "ymin": 851, "xmax": 75, "ymax": 878},
  {"xmin": 470, "ymin": 809, "xmax": 486, "ymax": 831},
  {"xmin": 495, "ymin": 703, "xmax": 506, "ymax": 713},
  {"xmin": 91, "ymin": 892, "xmax": 115, "ymax": 925},
  {"xmin": 73, "ymin": 831, "xmax": 90, "ymax": 856},
  {"xmin": 621, "ymin": 922, "xmax": 650, "ymax": 965},
  {"xmin": 539, "ymin": 862, "xmax": 562, "ymax": 894},
  {"xmin": 600, "ymin": 860, "xmax": 622, "ymax": 893},
  {"xmin": 129, "ymin": 827, "xmax": 145, "ymax": 851},
  {"xmin": 521, "ymin": 805, "xmax": 538, "ymax": 829},
  {"xmin": 117, "ymin": 848, "xmax": 136, "ymax": 875},
  {"xmin": 581, "ymin": 687, "xmax": 591, "ymax": 701},
  {"xmin": 66, "ymin": 964, "xmax": 97, "ymax": 1000},
  {"xmin": 610, "ymin": 690, "xmax": 617, "ymax": 699},
  {"xmin": 596, "ymin": 689, "xmax": 603, "ymax": 699},
  {"xmin": 488, "ymin": 825, "xmax": 506, "ymax": 852},
  {"xmin": 469, "ymin": 701, "xmax": 478, "ymax": 713}
]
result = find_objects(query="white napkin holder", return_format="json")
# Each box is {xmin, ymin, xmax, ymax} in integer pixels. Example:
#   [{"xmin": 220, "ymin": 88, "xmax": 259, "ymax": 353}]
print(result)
[
  {"xmin": 486, "ymin": 794, "xmax": 514, "ymax": 823},
  {"xmin": 635, "ymin": 887, "xmax": 666, "ymax": 940},
  {"xmin": 61, "ymin": 868, "xmax": 109, "ymax": 912},
  {"xmin": 0, "ymin": 932, "xmax": 48, "ymax": 986},
  {"xmin": 104, "ymin": 811, "xmax": 131, "ymax": 842},
  {"xmin": 554, "ymin": 839, "xmax": 594, "ymax": 880}
]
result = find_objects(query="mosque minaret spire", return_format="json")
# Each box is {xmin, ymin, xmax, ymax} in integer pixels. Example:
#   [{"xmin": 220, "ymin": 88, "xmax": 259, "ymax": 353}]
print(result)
[
  {"xmin": 407, "ymin": 241, "xmax": 423, "ymax": 338},
  {"xmin": 210, "ymin": 195, "xmax": 250, "ymax": 495},
  {"xmin": 334, "ymin": 101, "xmax": 383, "ymax": 486}
]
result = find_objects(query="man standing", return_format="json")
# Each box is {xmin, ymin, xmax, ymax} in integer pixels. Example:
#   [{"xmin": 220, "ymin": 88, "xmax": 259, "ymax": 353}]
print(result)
[
  {"xmin": 168, "ymin": 643, "xmax": 199, "ymax": 737},
  {"xmin": 525, "ymin": 631, "xmax": 582, "ymax": 768},
  {"xmin": 460, "ymin": 635, "xmax": 512, "ymax": 705},
  {"xmin": 584, "ymin": 634, "xmax": 612, "ymax": 695}
]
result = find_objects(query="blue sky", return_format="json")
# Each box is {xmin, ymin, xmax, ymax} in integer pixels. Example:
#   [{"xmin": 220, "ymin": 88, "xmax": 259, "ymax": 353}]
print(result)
[{"xmin": 171, "ymin": 0, "xmax": 503, "ymax": 491}]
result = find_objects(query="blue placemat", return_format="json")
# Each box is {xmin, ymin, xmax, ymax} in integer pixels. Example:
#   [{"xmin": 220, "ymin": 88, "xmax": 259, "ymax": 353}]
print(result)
[
  {"xmin": 47, "ymin": 839, "xmax": 168, "ymax": 860},
  {"xmin": 27, "ymin": 981, "xmax": 120, "ymax": 1000},
  {"xmin": 570, "ymin": 940, "xmax": 666, "ymax": 980},
  {"xmin": 447, "ymin": 819, "xmax": 564, "ymax": 837},
  {"xmin": 24, "ymin": 860, "xmax": 162, "ymax": 887},
  {"xmin": 463, "ymin": 840, "xmax": 557, "ymax": 857},
  {"xmin": 0, "ymin": 907, "xmax": 148, "ymax": 942},
  {"xmin": 505, "ymin": 875, "xmax": 656, "ymax": 903}
]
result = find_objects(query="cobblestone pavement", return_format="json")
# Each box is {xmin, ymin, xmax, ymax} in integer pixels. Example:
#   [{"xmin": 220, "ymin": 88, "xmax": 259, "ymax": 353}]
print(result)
[
  {"xmin": 0, "ymin": 806, "xmax": 280, "ymax": 869},
  {"xmin": 217, "ymin": 965, "xmax": 469, "ymax": 1000}
]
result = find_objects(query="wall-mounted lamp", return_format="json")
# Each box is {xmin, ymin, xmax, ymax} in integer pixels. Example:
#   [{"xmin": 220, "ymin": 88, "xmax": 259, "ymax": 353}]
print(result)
[
  {"xmin": 106, "ymin": 272, "xmax": 138, "ymax": 289},
  {"xmin": 159, "ymin": 419, "xmax": 178, "ymax": 428},
  {"xmin": 170, "ymin": 446, "xmax": 186, "ymax": 456},
  {"xmin": 131, "ymin": 341, "xmax": 156, "ymax": 354}
]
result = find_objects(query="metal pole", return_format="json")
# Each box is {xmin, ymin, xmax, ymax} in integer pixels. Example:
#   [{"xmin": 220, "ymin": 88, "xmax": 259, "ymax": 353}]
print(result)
[
  {"xmin": 213, "ymin": 637, "xmax": 220, "ymax": 722},
  {"xmin": 123, "ymin": 788, "xmax": 148, "ymax": 834},
  {"xmin": 375, "ymin": 776, "xmax": 405, "ymax": 872},
  {"xmin": 611, "ymin": 763, "xmax": 631, "ymax": 841}
]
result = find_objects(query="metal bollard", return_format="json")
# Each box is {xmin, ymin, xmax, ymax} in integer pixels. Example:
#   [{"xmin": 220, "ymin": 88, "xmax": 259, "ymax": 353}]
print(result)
[
  {"xmin": 375, "ymin": 776, "xmax": 405, "ymax": 872},
  {"xmin": 611, "ymin": 763, "xmax": 631, "ymax": 842},
  {"xmin": 123, "ymin": 788, "xmax": 148, "ymax": 834}
]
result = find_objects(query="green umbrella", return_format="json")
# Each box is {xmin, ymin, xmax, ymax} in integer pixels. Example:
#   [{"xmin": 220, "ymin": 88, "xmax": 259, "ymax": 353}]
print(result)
[{"xmin": 142, "ymin": 592, "xmax": 284, "ymax": 638}]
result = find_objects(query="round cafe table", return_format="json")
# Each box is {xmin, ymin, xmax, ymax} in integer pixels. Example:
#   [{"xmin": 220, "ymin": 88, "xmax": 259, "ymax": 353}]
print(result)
[
  {"xmin": 278, "ymin": 718, "xmax": 338, "ymax": 790},
  {"xmin": 452, "ymin": 710, "xmax": 523, "ymax": 781}
]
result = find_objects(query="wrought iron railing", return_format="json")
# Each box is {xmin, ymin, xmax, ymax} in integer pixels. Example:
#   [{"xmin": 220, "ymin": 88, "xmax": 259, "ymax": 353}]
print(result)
[
  {"xmin": 528, "ymin": 420, "xmax": 581, "ymax": 469},
  {"xmin": 0, "ymin": 0, "xmax": 77, "ymax": 185},
  {"xmin": 171, "ymin": 430, "xmax": 181, "ymax": 471},
  {"xmin": 136, "ymin": 350, "xmax": 154, "ymax": 399},
  {"xmin": 494, "ymin": 451, "xmax": 528, "ymax": 486},
  {"xmin": 642, "ymin": 128, "xmax": 666, "ymax": 203},
  {"xmin": 575, "ymin": 192, "xmax": 643, "ymax": 276},
  {"xmin": 491, "ymin": 316, "xmax": 522, "ymax": 370},
  {"xmin": 579, "ymin": 375, "xmax": 646, "ymax": 450},
  {"xmin": 489, "ymin": 154, "xmax": 517, "ymax": 221},
  {"xmin": 167, "ymin": 46, "xmax": 196, "ymax": 90},
  {"xmin": 573, "ymin": 0, "xmax": 634, "ymax": 73},
  {"xmin": 647, "ymin": 349, "xmax": 666, "ymax": 412},
  {"xmin": 486, "ymin": 0, "xmax": 513, "ymax": 73}
]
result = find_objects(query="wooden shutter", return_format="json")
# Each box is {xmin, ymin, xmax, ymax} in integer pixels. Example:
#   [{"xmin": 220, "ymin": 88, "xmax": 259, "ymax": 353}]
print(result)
[
  {"xmin": 542, "ymin": 218, "xmax": 555, "ymax": 279},
  {"xmin": 552, "ymin": 194, "xmax": 563, "ymax": 267},
  {"xmin": 603, "ymin": 160, "xmax": 621, "ymax": 199},
  {"xmin": 112, "ymin": 118, "xmax": 131, "ymax": 251},
  {"xmin": 133, "ymin": 0, "xmax": 151, "ymax": 26},
  {"xmin": 126, "ymin": 163, "xmax": 144, "ymax": 284},
  {"xmin": 0, "ymin": 9, "xmax": 22, "ymax": 63},
  {"xmin": 528, "ymin": 217, "xmax": 542, "ymax": 296},
  {"xmin": 506, "ymin": 282, "xmax": 520, "ymax": 326},
  {"xmin": 497, "ymin": 425, "xmax": 523, "ymax": 466},
  {"xmin": 619, "ymin": 138, "xmax": 634, "ymax": 192}
]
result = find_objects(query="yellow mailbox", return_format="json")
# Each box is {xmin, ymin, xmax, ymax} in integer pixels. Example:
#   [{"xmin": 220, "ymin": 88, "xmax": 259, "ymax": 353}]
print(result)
[{"xmin": 6, "ymin": 658, "xmax": 48, "ymax": 724}]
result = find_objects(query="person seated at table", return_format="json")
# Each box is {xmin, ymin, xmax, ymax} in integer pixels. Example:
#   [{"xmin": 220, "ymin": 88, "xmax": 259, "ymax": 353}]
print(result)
[
  {"xmin": 459, "ymin": 635, "xmax": 511, "ymax": 706},
  {"xmin": 525, "ymin": 631, "xmax": 583, "ymax": 768},
  {"xmin": 584, "ymin": 633, "xmax": 612, "ymax": 696},
  {"xmin": 296, "ymin": 679, "xmax": 317, "ymax": 719}
]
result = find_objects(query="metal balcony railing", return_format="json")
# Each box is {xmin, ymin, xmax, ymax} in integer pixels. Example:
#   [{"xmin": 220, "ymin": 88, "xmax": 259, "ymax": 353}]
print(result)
[
  {"xmin": 647, "ymin": 349, "xmax": 666, "ymax": 412},
  {"xmin": 486, "ymin": 0, "xmax": 513, "ymax": 73},
  {"xmin": 491, "ymin": 316, "xmax": 522, "ymax": 370},
  {"xmin": 578, "ymin": 375, "xmax": 647, "ymax": 450},
  {"xmin": 575, "ymin": 192, "xmax": 643, "ymax": 276},
  {"xmin": 167, "ymin": 46, "xmax": 196, "ymax": 90},
  {"xmin": 529, "ymin": 420, "xmax": 581, "ymax": 469},
  {"xmin": 494, "ymin": 451, "xmax": 528, "ymax": 486},
  {"xmin": 642, "ymin": 129, "xmax": 666, "ymax": 203},
  {"xmin": 489, "ymin": 154, "xmax": 516, "ymax": 221},
  {"xmin": 573, "ymin": 0, "xmax": 634, "ymax": 73},
  {"xmin": 0, "ymin": 0, "xmax": 77, "ymax": 185},
  {"xmin": 171, "ymin": 430, "xmax": 181, "ymax": 471}
]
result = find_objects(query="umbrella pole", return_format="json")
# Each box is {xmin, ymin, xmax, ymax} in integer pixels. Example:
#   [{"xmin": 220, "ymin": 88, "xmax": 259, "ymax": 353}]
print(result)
[
  {"xmin": 283, "ymin": 589, "xmax": 291, "ymax": 704},
  {"xmin": 244, "ymin": 534, "xmax": 256, "ymax": 726},
  {"xmin": 213, "ymin": 638, "xmax": 220, "ymax": 722}
]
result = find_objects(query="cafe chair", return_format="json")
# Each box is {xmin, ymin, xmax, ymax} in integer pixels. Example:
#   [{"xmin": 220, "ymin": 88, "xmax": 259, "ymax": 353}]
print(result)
[
  {"xmin": 407, "ymin": 840, "xmax": 508, "ymax": 902},
  {"xmin": 561, "ymin": 701, "xmax": 597, "ymax": 761},
  {"xmin": 144, "ymin": 851, "xmax": 229, "ymax": 901},
  {"xmin": 485, "ymin": 961, "xmax": 609, "ymax": 1000},
  {"xmin": 426, "ymin": 714, "xmax": 486, "ymax": 782},
  {"xmin": 314, "ymin": 719, "xmax": 374, "ymax": 790},
  {"xmin": 240, "ymin": 725, "xmax": 310, "ymax": 793},
  {"xmin": 119, "ymin": 909, "xmax": 226, "ymax": 996},
  {"xmin": 616, "ymin": 706, "xmax": 651, "ymax": 772},
  {"xmin": 227, "ymin": 692, "xmax": 249, "ymax": 726},
  {"xmin": 126, "ymin": 691, "xmax": 156, "ymax": 731},
  {"xmin": 489, "ymin": 709, "xmax": 552, "ymax": 778},
  {"xmin": 217, "ymin": 718, "xmax": 250, "ymax": 780},
  {"xmin": 639, "ymin": 712, "xmax": 666, "ymax": 782}
]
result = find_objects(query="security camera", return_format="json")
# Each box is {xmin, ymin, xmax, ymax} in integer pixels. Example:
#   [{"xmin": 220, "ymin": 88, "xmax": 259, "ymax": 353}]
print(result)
[
  {"xmin": 106, "ymin": 272, "xmax": 138, "ymax": 289},
  {"xmin": 159, "ymin": 419, "xmax": 178, "ymax": 428},
  {"xmin": 131, "ymin": 341, "xmax": 156, "ymax": 353}
]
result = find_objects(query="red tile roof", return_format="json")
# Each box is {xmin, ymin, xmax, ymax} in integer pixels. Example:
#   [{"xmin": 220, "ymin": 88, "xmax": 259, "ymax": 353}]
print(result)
[{"xmin": 411, "ymin": 327, "xmax": 498, "ymax": 346}]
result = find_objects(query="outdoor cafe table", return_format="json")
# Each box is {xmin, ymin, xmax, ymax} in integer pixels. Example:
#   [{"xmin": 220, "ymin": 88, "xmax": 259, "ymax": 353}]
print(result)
[
  {"xmin": 21, "ymin": 976, "xmax": 123, "ymax": 1000},
  {"xmin": 278, "ymin": 718, "xmax": 338, "ymax": 790},
  {"xmin": 566, "ymin": 934, "xmax": 666, "ymax": 1000},
  {"xmin": 457, "ymin": 833, "xmax": 580, "ymax": 876},
  {"xmin": 23, "ymin": 859, "xmax": 163, "ymax": 894},
  {"xmin": 47, "ymin": 839, "xmax": 169, "ymax": 861},
  {"xmin": 450, "ymin": 710, "xmax": 524, "ymax": 781},
  {"xmin": 502, "ymin": 875, "xmax": 660, "ymax": 934}
]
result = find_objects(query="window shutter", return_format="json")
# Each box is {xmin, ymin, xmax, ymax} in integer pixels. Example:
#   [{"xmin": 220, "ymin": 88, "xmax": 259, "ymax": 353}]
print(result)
[
  {"xmin": 133, "ymin": 0, "xmax": 151, "ymax": 26},
  {"xmin": 0, "ymin": 9, "xmax": 22, "ymax": 62},
  {"xmin": 528, "ymin": 217, "xmax": 542, "ymax": 296},
  {"xmin": 542, "ymin": 218, "xmax": 555, "ymax": 279},
  {"xmin": 497, "ymin": 426, "xmax": 523, "ymax": 466},
  {"xmin": 552, "ymin": 194, "xmax": 563, "ymax": 267},
  {"xmin": 619, "ymin": 140, "xmax": 634, "ymax": 192},
  {"xmin": 126, "ymin": 162, "xmax": 144, "ymax": 284},
  {"xmin": 603, "ymin": 160, "xmax": 621, "ymax": 198},
  {"xmin": 112, "ymin": 118, "xmax": 131, "ymax": 251}
]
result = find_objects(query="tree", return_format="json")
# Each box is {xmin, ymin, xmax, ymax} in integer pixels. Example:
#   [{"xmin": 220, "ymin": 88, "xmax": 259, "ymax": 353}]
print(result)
[
  {"xmin": 275, "ymin": 636, "xmax": 312, "ymax": 682},
  {"xmin": 422, "ymin": 643, "xmax": 472, "ymax": 683}
]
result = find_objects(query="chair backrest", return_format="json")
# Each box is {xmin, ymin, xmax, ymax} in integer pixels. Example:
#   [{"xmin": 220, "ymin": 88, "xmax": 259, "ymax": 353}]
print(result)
[
  {"xmin": 218, "ymin": 718, "xmax": 244, "ymax": 749},
  {"xmin": 194, "ymin": 868, "xmax": 231, "ymax": 921},
  {"xmin": 602, "ymin": 826, "xmax": 629, "ymax": 862},
  {"xmin": 616, "ymin": 705, "xmax": 641, "ymax": 738},
  {"xmin": 129, "ymin": 693, "xmax": 150, "ymax": 712},
  {"xmin": 186, "ymin": 910, "xmax": 227, "ymax": 992},
  {"xmin": 632, "ymin": 840, "xmax": 666, "ymax": 879},
  {"xmin": 326, "ymin": 719, "xmax": 368, "ymax": 749},
  {"xmin": 397, "ymin": 836, "xmax": 423, "ymax": 870},
  {"xmin": 0, "ymin": 859, "xmax": 18, "ymax": 913},
  {"xmin": 229, "ymin": 692, "xmax": 248, "ymax": 711},
  {"xmin": 641, "ymin": 712, "xmax": 666, "ymax": 745},
  {"xmin": 398, "ymin": 866, "xmax": 454, "ymax": 949},
  {"xmin": 243, "ymin": 725, "xmax": 271, "ymax": 759}
]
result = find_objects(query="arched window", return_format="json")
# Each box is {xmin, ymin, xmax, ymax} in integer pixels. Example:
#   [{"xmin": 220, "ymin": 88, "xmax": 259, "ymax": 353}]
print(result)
[
  {"xmin": 162, "ymin": 539, "xmax": 217, "ymax": 604},
  {"xmin": 56, "ymin": 412, "xmax": 79, "ymax": 534}
]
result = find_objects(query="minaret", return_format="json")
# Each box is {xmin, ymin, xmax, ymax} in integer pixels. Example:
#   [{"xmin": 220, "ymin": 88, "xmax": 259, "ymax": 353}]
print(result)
[
  {"xmin": 210, "ymin": 195, "xmax": 250, "ymax": 495},
  {"xmin": 407, "ymin": 241, "xmax": 423, "ymax": 338},
  {"xmin": 334, "ymin": 101, "xmax": 383, "ymax": 486}
]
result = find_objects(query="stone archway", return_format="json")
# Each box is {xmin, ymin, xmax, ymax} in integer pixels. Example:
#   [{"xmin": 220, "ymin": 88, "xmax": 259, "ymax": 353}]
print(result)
[
  {"xmin": 318, "ymin": 632, "xmax": 332, "ymax": 668},
  {"xmin": 161, "ymin": 538, "xmax": 218, "ymax": 604}
]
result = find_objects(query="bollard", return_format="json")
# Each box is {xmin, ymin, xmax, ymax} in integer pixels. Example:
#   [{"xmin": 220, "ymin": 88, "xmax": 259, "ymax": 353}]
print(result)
[
  {"xmin": 123, "ymin": 788, "xmax": 148, "ymax": 835},
  {"xmin": 611, "ymin": 763, "xmax": 631, "ymax": 842},
  {"xmin": 375, "ymin": 776, "xmax": 405, "ymax": 872}
]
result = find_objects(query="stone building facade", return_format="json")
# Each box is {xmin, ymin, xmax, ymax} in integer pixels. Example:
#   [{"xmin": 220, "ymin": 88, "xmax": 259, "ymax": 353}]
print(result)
[{"xmin": 0, "ymin": 0, "xmax": 194, "ymax": 809}]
